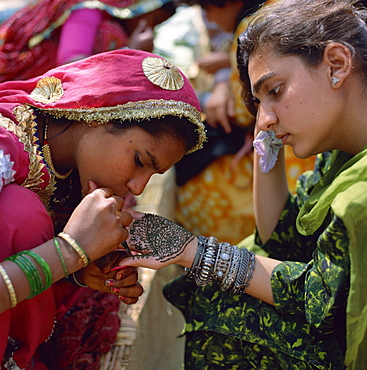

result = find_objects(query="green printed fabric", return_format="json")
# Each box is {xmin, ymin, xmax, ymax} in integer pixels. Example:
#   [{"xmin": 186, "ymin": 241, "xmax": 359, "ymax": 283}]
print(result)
[{"xmin": 164, "ymin": 149, "xmax": 367, "ymax": 369}]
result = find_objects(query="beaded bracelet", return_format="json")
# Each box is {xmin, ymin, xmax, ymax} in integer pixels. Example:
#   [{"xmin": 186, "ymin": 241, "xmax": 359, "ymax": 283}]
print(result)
[
  {"xmin": 22, "ymin": 251, "xmax": 52, "ymax": 290},
  {"xmin": 54, "ymin": 237, "xmax": 69, "ymax": 279},
  {"xmin": 6, "ymin": 253, "xmax": 43, "ymax": 299},
  {"xmin": 0, "ymin": 264, "xmax": 17, "ymax": 308},
  {"xmin": 58, "ymin": 232, "xmax": 90, "ymax": 267}
]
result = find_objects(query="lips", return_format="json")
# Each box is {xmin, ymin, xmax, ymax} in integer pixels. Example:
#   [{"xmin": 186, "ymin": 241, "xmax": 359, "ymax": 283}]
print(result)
[{"xmin": 277, "ymin": 133, "xmax": 290, "ymax": 145}]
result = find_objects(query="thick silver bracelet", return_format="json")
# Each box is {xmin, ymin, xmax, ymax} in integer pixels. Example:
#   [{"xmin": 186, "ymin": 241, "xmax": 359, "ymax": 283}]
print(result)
[
  {"xmin": 186, "ymin": 235, "xmax": 256, "ymax": 295},
  {"xmin": 220, "ymin": 246, "xmax": 241, "ymax": 291},
  {"xmin": 233, "ymin": 247, "xmax": 250, "ymax": 294},
  {"xmin": 242, "ymin": 251, "xmax": 256, "ymax": 294},
  {"xmin": 195, "ymin": 236, "xmax": 218, "ymax": 286},
  {"xmin": 213, "ymin": 242, "xmax": 233, "ymax": 281},
  {"xmin": 185, "ymin": 235, "xmax": 207, "ymax": 278}
]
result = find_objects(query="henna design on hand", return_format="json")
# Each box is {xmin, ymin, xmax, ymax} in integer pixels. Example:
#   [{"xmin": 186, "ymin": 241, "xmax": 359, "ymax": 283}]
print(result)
[{"xmin": 129, "ymin": 213, "xmax": 194, "ymax": 263}]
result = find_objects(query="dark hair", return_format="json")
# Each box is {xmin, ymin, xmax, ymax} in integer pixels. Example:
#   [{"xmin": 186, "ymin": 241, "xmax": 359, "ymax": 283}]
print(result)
[
  {"xmin": 109, "ymin": 115, "xmax": 199, "ymax": 154},
  {"xmin": 237, "ymin": 0, "xmax": 367, "ymax": 115},
  {"xmin": 40, "ymin": 112, "xmax": 199, "ymax": 154}
]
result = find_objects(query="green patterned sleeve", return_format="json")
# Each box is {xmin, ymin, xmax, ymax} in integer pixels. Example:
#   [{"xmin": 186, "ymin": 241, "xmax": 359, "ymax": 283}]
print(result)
[
  {"xmin": 254, "ymin": 152, "xmax": 333, "ymax": 262},
  {"xmin": 254, "ymin": 195, "xmax": 320, "ymax": 262},
  {"xmin": 271, "ymin": 216, "xmax": 350, "ymax": 334}
]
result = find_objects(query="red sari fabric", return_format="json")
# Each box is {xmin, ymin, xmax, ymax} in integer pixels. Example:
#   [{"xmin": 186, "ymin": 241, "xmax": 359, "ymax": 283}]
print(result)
[
  {"xmin": 0, "ymin": 0, "xmax": 134, "ymax": 82},
  {"xmin": 0, "ymin": 126, "xmax": 55, "ymax": 368},
  {"xmin": 0, "ymin": 70, "xmax": 121, "ymax": 368},
  {"xmin": 0, "ymin": 109, "xmax": 121, "ymax": 370}
]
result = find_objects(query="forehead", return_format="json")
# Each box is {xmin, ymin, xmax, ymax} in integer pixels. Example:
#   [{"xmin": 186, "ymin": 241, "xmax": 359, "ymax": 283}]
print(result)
[
  {"xmin": 248, "ymin": 48, "xmax": 308, "ymax": 94},
  {"xmin": 248, "ymin": 46, "xmax": 277, "ymax": 75},
  {"xmin": 248, "ymin": 47, "xmax": 278, "ymax": 89}
]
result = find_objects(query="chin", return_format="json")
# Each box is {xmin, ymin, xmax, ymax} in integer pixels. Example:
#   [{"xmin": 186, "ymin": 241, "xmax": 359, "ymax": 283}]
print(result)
[{"xmin": 291, "ymin": 146, "xmax": 311, "ymax": 160}]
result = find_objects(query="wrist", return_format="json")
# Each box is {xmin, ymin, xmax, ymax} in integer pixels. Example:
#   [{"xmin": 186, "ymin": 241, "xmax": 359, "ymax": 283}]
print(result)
[{"xmin": 182, "ymin": 237, "xmax": 199, "ymax": 269}]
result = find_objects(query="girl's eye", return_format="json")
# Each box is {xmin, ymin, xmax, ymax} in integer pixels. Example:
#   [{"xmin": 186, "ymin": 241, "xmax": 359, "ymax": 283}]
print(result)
[
  {"xmin": 269, "ymin": 85, "xmax": 280, "ymax": 96},
  {"xmin": 135, "ymin": 153, "xmax": 144, "ymax": 167}
]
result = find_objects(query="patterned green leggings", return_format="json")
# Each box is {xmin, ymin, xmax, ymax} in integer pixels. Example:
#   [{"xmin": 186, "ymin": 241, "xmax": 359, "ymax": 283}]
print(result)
[
  {"xmin": 185, "ymin": 331, "xmax": 323, "ymax": 369},
  {"xmin": 164, "ymin": 275, "xmax": 346, "ymax": 370}
]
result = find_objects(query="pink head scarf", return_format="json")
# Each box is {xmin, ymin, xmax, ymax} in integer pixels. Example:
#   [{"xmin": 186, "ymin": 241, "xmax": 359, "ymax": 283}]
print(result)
[{"xmin": 0, "ymin": 48, "xmax": 206, "ymax": 153}]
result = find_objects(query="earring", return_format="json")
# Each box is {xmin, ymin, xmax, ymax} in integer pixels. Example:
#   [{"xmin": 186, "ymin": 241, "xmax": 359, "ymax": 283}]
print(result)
[{"xmin": 332, "ymin": 76, "xmax": 340, "ymax": 85}]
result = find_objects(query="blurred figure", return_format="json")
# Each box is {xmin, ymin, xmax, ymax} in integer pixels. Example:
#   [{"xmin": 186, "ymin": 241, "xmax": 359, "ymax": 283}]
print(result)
[{"xmin": 0, "ymin": 0, "xmax": 177, "ymax": 82}]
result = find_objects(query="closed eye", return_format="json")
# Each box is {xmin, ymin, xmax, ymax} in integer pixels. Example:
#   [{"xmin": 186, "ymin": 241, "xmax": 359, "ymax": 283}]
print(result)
[{"xmin": 135, "ymin": 152, "xmax": 144, "ymax": 167}]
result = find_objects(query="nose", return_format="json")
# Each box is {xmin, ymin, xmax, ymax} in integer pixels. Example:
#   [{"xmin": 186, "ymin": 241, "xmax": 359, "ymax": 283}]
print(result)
[
  {"xmin": 256, "ymin": 104, "xmax": 278, "ymax": 132},
  {"xmin": 127, "ymin": 175, "xmax": 151, "ymax": 196}
]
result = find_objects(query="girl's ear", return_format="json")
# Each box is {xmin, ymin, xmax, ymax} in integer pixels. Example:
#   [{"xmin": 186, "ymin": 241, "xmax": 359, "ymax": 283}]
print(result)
[{"xmin": 324, "ymin": 42, "xmax": 353, "ymax": 88}]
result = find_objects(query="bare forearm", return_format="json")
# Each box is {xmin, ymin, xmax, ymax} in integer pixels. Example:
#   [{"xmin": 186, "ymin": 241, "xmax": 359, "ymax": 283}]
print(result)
[
  {"xmin": 0, "ymin": 238, "xmax": 84, "ymax": 313},
  {"xmin": 253, "ymin": 149, "xmax": 289, "ymax": 243}
]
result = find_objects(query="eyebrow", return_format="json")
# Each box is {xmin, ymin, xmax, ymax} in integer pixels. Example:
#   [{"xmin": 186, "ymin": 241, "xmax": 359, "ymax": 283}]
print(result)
[
  {"xmin": 252, "ymin": 72, "xmax": 276, "ymax": 95},
  {"xmin": 146, "ymin": 150, "xmax": 160, "ymax": 171}
]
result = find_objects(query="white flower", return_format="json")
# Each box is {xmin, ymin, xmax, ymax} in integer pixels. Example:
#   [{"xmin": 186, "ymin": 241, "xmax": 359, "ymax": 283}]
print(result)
[
  {"xmin": 0, "ymin": 149, "xmax": 15, "ymax": 192},
  {"xmin": 253, "ymin": 130, "xmax": 283, "ymax": 173}
]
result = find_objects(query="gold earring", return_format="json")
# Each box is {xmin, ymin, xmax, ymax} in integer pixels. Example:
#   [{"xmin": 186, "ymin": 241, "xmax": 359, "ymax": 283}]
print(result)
[{"xmin": 41, "ymin": 123, "xmax": 73, "ymax": 180}]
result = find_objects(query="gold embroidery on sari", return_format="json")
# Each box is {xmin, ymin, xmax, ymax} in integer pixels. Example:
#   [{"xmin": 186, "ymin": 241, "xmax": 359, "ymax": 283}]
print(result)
[{"xmin": 0, "ymin": 105, "xmax": 55, "ymax": 207}]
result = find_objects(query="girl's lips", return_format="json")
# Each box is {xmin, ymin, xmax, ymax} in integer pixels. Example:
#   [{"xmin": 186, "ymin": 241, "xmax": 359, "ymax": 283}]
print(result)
[{"xmin": 281, "ymin": 134, "xmax": 290, "ymax": 145}]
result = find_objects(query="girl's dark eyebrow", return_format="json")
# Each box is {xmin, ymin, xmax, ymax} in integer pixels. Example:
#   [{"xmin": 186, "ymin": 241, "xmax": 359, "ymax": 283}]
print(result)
[{"xmin": 252, "ymin": 72, "xmax": 276, "ymax": 95}]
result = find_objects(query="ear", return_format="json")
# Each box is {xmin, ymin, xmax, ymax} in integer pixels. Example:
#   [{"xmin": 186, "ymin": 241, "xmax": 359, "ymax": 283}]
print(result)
[{"xmin": 323, "ymin": 42, "xmax": 353, "ymax": 88}]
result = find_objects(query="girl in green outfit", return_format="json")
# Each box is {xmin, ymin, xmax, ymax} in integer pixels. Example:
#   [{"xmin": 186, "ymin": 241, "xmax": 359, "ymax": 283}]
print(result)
[{"xmin": 116, "ymin": 0, "xmax": 367, "ymax": 368}]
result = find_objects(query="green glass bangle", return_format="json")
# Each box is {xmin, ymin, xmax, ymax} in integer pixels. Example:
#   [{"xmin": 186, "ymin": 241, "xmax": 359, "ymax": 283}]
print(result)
[
  {"xmin": 22, "ymin": 251, "xmax": 52, "ymax": 290},
  {"xmin": 6, "ymin": 254, "xmax": 43, "ymax": 299},
  {"xmin": 54, "ymin": 237, "xmax": 69, "ymax": 279},
  {"xmin": 14, "ymin": 254, "xmax": 43, "ymax": 298}
]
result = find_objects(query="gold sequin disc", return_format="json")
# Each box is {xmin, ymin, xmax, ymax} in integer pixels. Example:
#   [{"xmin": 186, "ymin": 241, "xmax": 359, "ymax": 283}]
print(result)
[
  {"xmin": 30, "ymin": 76, "xmax": 64, "ymax": 104},
  {"xmin": 142, "ymin": 57, "xmax": 184, "ymax": 91}
]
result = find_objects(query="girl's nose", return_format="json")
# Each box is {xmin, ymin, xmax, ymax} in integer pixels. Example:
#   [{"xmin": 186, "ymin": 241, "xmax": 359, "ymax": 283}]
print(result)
[{"xmin": 257, "ymin": 104, "xmax": 278, "ymax": 131}]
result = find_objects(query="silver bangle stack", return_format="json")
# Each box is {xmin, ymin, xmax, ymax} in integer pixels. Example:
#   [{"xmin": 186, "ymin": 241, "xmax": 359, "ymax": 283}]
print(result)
[{"xmin": 186, "ymin": 236, "xmax": 256, "ymax": 294}]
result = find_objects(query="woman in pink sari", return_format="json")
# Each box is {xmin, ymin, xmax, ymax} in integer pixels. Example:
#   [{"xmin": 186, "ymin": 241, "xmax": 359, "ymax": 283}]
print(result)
[{"xmin": 0, "ymin": 48, "xmax": 206, "ymax": 369}]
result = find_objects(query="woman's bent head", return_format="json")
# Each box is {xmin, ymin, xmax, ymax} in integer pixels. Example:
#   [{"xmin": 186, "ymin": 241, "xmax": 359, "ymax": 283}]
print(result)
[{"xmin": 0, "ymin": 49, "xmax": 207, "ymax": 197}]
